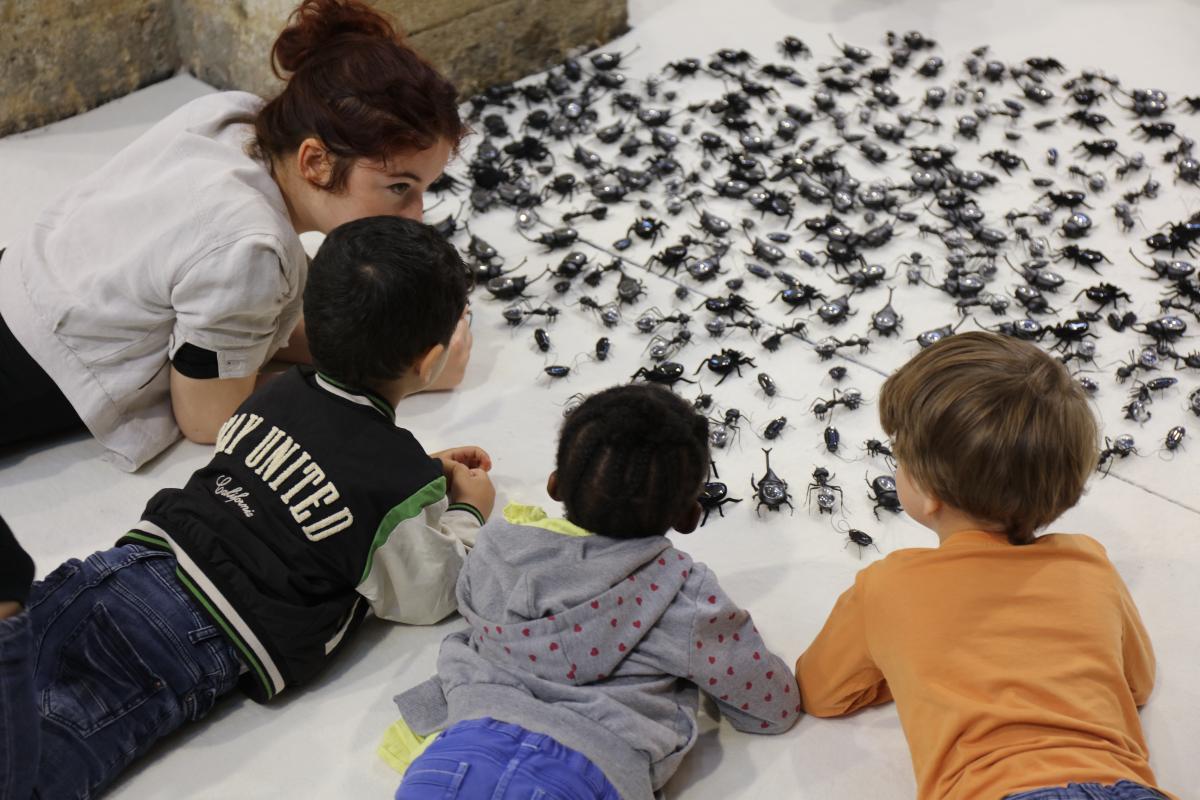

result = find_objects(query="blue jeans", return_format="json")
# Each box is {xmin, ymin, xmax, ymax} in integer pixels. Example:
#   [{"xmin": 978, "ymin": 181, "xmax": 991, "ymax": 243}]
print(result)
[
  {"xmin": 1005, "ymin": 781, "xmax": 1168, "ymax": 800},
  {"xmin": 0, "ymin": 544, "xmax": 241, "ymax": 799},
  {"xmin": 396, "ymin": 718, "xmax": 621, "ymax": 800}
]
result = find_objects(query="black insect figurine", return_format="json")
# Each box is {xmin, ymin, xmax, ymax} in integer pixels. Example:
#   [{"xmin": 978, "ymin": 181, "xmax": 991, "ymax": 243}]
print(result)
[
  {"xmin": 866, "ymin": 474, "xmax": 902, "ymax": 518},
  {"xmin": 839, "ymin": 521, "xmax": 881, "ymax": 557},
  {"xmin": 751, "ymin": 449, "xmax": 794, "ymax": 515},
  {"xmin": 981, "ymin": 149, "xmax": 1029, "ymax": 174},
  {"xmin": 806, "ymin": 467, "xmax": 844, "ymax": 515},
  {"xmin": 578, "ymin": 296, "xmax": 622, "ymax": 327},
  {"xmin": 486, "ymin": 269, "xmax": 547, "ymax": 301},
  {"xmin": 628, "ymin": 216, "xmax": 669, "ymax": 244},
  {"xmin": 1059, "ymin": 212, "xmax": 1094, "ymax": 240},
  {"xmin": 1163, "ymin": 426, "xmax": 1186, "ymax": 454},
  {"xmin": 816, "ymin": 293, "xmax": 856, "ymax": 325},
  {"xmin": 699, "ymin": 461, "xmax": 742, "ymax": 526},
  {"xmin": 631, "ymin": 362, "xmax": 695, "ymax": 387},
  {"xmin": 864, "ymin": 439, "xmax": 895, "ymax": 464},
  {"xmin": 772, "ymin": 282, "xmax": 827, "ymax": 313},
  {"xmin": 616, "ymin": 271, "xmax": 647, "ymax": 304},
  {"xmin": 916, "ymin": 318, "xmax": 963, "ymax": 348},
  {"xmin": 762, "ymin": 415, "xmax": 788, "ymax": 440},
  {"xmin": 1097, "ymin": 434, "xmax": 1138, "ymax": 475},
  {"xmin": 1074, "ymin": 282, "xmax": 1132, "ymax": 309},
  {"xmin": 645, "ymin": 329, "xmax": 693, "ymax": 361},
  {"xmin": 543, "ymin": 364, "xmax": 573, "ymax": 381},
  {"xmin": 869, "ymin": 288, "xmax": 903, "ymax": 336},
  {"xmin": 707, "ymin": 408, "xmax": 744, "ymax": 450},
  {"xmin": 522, "ymin": 226, "xmax": 580, "ymax": 252},
  {"xmin": 823, "ymin": 425, "xmax": 841, "ymax": 454},
  {"xmin": 696, "ymin": 349, "xmax": 757, "ymax": 385}
]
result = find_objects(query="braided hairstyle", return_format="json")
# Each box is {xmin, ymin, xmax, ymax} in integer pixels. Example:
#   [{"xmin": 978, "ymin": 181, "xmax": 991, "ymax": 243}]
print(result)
[{"xmin": 555, "ymin": 384, "xmax": 710, "ymax": 538}]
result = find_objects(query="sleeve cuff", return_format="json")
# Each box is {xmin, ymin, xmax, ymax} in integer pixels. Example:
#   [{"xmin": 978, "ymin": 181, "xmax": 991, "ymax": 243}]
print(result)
[{"xmin": 446, "ymin": 503, "xmax": 485, "ymax": 527}]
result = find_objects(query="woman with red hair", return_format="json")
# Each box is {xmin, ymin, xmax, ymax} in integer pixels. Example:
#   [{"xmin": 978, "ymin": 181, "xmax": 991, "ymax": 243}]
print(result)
[{"xmin": 0, "ymin": 0, "xmax": 470, "ymax": 470}]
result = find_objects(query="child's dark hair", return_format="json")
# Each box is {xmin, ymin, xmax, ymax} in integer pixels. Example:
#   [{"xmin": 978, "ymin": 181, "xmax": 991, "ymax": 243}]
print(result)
[
  {"xmin": 253, "ymin": 0, "xmax": 468, "ymax": 191},
  {"xmin": 304, "ymin": 216, "xmax": 468, "ymax": 388},
  {"xmin": 555, "ymin": 385, "xmax": 710, "ymax": 538},
  {"xmin": 879, "ymin": 331, "xmax": 1099, "ymax": 545}
]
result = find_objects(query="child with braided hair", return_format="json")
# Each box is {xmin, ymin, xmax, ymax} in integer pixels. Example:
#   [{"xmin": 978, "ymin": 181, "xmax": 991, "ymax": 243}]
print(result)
[{"xmin": 387, "ymin": 384, "xmax": 798, "ymax": 800}]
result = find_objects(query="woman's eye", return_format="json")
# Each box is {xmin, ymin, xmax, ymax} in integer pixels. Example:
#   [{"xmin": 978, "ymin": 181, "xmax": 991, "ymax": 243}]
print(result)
[{"xmin": 389, "ymin": 183, "xmax": 411, "ymax": 195}]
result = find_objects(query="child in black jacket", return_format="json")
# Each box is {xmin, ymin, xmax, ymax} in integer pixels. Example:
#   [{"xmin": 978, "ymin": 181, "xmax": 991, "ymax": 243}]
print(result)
[{"xmin": 0, "ymin": 216, "xmax": 492, "ymax": 798}]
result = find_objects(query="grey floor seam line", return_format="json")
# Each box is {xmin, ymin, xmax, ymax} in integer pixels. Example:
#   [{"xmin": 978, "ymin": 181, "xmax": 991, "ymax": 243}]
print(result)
[{"xmin": 1106, "ymin": 473, "xmax": 1200, "ymax": 517}]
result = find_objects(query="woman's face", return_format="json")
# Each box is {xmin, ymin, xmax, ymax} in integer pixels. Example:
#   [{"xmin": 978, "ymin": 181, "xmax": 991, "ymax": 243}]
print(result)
[{"xmin": 310, "ymin": 137, "xmax": 453, "ymax": 232}]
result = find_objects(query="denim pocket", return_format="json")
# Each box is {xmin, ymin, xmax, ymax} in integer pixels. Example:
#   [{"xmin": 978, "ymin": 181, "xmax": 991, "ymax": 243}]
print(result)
[
  {"xmin": 397, "ymin": 760, "xmax": 470, "ymax": 799},
  {"xmin": 42, "ymin": 601, "xmax": 165, "ymax": 738}
]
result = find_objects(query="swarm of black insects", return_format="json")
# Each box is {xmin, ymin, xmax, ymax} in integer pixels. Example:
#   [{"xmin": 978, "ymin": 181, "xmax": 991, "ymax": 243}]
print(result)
[{"xmin": 432, "ymin": 29, "xmax": 1200, "ymax": 551}]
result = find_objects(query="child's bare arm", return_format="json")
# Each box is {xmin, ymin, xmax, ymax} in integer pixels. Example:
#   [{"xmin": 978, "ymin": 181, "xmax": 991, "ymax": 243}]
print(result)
[{"xmin": 794, "ymin": 569, "xmax": 891, "ymax": 717}]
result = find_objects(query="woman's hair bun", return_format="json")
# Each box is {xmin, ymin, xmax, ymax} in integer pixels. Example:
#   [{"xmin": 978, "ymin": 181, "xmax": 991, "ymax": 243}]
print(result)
[{"xmin": 272, "ymin": 0, "xmax": 400, "ymax": 77}]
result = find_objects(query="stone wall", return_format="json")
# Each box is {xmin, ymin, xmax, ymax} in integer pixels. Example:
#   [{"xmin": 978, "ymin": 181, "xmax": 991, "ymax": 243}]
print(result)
[
  {"xmin": 1, "ymin": 0, "xmax": 180, "ymax": 136},
  {"xmin": 178, "ymin": 0, "xmax": 628, "ymax": 101},
  {"xmin": 1, "ymin": 0, "xmax": 628, "ymax": 137}
]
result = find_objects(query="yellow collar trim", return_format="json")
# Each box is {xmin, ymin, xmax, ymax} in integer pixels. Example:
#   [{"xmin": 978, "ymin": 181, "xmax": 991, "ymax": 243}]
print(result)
[{"xmin": 503, "ymin": 502, "xmax": 592, "ymax": 537}]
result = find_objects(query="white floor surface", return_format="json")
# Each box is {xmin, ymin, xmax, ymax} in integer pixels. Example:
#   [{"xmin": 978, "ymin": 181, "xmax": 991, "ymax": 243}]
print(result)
[{"xmin": 2, "ymin": 0, "xmax": 1199, "ymax": 797}]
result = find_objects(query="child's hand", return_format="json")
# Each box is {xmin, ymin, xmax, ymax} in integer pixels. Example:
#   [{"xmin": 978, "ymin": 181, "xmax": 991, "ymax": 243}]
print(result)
[
  {"xmin": 430, "ymin": 446, "xmax": 492, "ymax": 477},
  {"xmin": 447, "ymin": 461, "xmax": 496, "ymax": 521}
]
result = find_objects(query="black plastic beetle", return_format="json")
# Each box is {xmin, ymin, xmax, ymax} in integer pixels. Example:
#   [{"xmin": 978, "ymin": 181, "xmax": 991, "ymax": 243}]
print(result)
[
  {"xmin": 823, "ymin": 425, "xmax": 841, "ymax": 454},
  {"xmin": 866, "ymin": 474, "xmax": 902, "ymax": 518},
  {"xmin": 696, "ymin": 349, "xmax": 757, "ymax": 385},
  {"xmin": 762, "ymin": 415, "xmax": 788, "ymax": 440},
  {"xmin": 840, "ymin": 522, "xmax": 881, "ymax": 556},
  {"xmin": 628, "ymin": 216, "xmax": 669, "ymax": 243},
  {"xmin": 1096, "ymin": 434, "xmax": 1138, "ymax": 476},
  {"xmin": 806, "ymin": 467, "xmax": 844, "ymax": 515},
  {"xmin": 486, "ymin": 269, "xmax": 546, "ymax": 301},
  {"xmin": 869, "ymin": 288, "xmax": 903, "ymax": 336},
  {"xmin": 916, "ymin": 318, "xmax": 964, "ymax": 348},
  {"xmin": 751, "ymin": 449, "xmax": 794, "ymax": 515},
  {"xmin": 699, "ymin": 461, "xmax": 742, "ymax": 526},
  {"xmin": 631, "ymin": 362, "xmax": 695, "ymax": 387},
  {"xmin": 816, "ymin": 293, "xmax": 856, "ymax": 325}
]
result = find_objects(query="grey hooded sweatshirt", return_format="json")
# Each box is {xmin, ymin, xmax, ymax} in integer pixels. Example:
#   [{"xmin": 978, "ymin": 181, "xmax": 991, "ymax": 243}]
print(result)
[{"xmin": 394, "ymin": 515, "xmax": 799, "ymax": 799}]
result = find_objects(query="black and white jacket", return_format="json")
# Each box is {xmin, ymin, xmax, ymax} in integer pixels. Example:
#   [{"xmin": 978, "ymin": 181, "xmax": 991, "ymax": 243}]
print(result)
[{"xmin": 120, "ymin": 366, "xmax": 482, "ymax": 702}]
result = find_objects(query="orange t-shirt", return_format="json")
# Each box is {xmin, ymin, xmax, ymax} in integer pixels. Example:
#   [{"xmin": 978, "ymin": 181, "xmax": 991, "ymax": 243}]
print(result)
[{"xmin": 795, "ymin": 531, "xmax": 1165, "ymax": 800}]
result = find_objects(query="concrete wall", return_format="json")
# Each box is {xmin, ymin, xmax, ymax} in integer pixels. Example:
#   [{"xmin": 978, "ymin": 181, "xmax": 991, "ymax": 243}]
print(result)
[{"xmin": 1, "ymin": 0, "xmax": 628, "ymax": 137}]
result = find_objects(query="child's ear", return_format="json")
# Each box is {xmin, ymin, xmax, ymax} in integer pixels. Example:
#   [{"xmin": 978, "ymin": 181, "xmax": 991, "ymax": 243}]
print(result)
[
  {"xmin": 673, "ymin": 501, "xmax": 703, "ymax": 535},
  {"xmin": 545, "ymin": 471, "xmax": 560, "ymax": 501},
  {"xmin": 922, "ymin": 493, "xmax": 943, "ymax": 518},
  {"xmin": 414, "ymin": 343, "xmax": 448, "ymax": 386}
]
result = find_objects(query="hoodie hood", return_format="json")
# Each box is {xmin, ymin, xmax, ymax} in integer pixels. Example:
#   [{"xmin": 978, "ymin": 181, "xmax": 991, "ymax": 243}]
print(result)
[{"xmin": 457, "ymin": 518, "xmax": 694, "ymax": 684}]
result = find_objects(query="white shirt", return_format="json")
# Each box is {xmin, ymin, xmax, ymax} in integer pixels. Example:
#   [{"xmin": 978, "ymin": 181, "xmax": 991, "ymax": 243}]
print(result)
[{"xmin": 0, "ymin": 92, "xmax": 307, "ymax": 471}]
